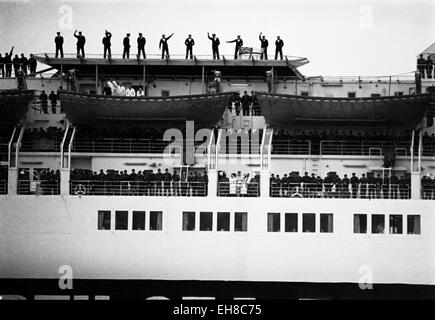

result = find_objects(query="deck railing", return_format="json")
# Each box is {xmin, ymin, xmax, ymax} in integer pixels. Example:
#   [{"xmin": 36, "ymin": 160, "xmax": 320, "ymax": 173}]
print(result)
[
  {"xmin": 217, "ymin": 181, "xmax": 260, "ymax": 197},
  {"xmin": 17, "ymin": 180, "xmax": 60, "ymax": 195},
  {"xmin": 0, "ymin": 180, "xmax": 7, "ymax": 194},
  {"xmin": 70, "ymin": 180, "xmax": 207, "ymax": 197},
  {"xmin": 270, "ymin": 183, "xmax": 410, "ymax": 199},
  {"xmin": 271, "ymin": 140, "xmax": 311, "ymax": 155}
]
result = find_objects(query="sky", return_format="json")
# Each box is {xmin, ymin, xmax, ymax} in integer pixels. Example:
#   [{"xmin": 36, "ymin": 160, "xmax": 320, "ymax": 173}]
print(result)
[{"xmin": 0, "ymin": 0, "xmax": 434, "ymax": 76}]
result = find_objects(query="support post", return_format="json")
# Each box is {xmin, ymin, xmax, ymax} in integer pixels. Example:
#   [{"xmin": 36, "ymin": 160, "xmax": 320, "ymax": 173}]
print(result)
[
  {"xmin": 95, "ymin": 65, "xmax": 99, "ymax": 94},
  {"xmin": 260, "ymin": 171, "xmax": 270, "ymax": 198},
  {"xmin": 201, "ymin": 66, "xmax": 205, "ymax": 94},
  {"xmin": 207, "ymin": 170, "xmax": 218, "ymax": 197},
  {"xmin": 146, "ymin": 65, "xmax": 148, "ymax": 96},
  {"xmin": 7, "ymin": 168, "xmax": 18, "ymax": 195},
  {"xmin": 60, "ymin": 64, "xmax": 63, "ymax": 89},
  {"xmin": 60, "ymin": 168, "xmax": 70, "ymax": 195}
]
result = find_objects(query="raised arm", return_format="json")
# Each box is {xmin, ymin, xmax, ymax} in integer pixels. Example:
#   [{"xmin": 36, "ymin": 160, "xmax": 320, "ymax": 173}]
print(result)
[
  {"xmin": 167, "ymin": 33, "xmax": 174, "ymax": 40},
  {"xmin": 259, "ymin": 32, "xmax": 262, "ymax": 41},
  {"xmin": 9, "ymin": 46, "xmax": 14, "ymax": 56},
  {"xmin": 207, "ymin": 33, "xmax": 213, "ymax": 40},
  {"xmin": 227, "ymin": 39, "xmax": 236, "ymax": 43},
  {"xmin": 74, "ymin": 30, "xmax": 78, "ymax": 38}
]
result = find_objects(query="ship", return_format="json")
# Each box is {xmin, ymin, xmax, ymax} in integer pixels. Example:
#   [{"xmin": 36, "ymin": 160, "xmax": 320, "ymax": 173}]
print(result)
[{"xmin": 0, "ymin": 45, "xmax": 435, "ymax": 300}]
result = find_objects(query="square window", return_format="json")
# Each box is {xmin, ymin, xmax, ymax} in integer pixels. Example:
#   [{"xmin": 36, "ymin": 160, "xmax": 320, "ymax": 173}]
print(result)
[
  {"xmin": 267, "ymin": 213, "xmax": 280, "ymax": 232},
  {"xmin": 372, "ymin": 214, "xmax": 385, "ymax": 234},
  {"xmin": 303, "ymin": 213, "xmax": 315, "ymax": 233},
  {"xmin": 132, "ymin": 211, "xmax": 145, "ymax": 230},
  {"xmin": 235, "ymin": 212, "xmax": 248, "ymax": 232},
  {"xmin": 200, "ymin": 212, "xmax": 213, "ymax": 231},
  {"xmin": 389, "ymin": 215, "xmax": 402, "ymax": 234},
  {"xmin": 161, "ymin": 90, "xmax": 170, "ymax": 97},
  {"xmin": 354, "ymin": 214, "xmax": 367, "ymax": 233},
  {"xmin": 97, "ymin": 210, "xmax": 111, "ymax": 230},
  {"xmin": 183, "ymin": 211, "xmax": 195, "ymax": 231},
  {"xmin": 347, "ymin": 92, "xmax": 356, "ymax": 98},
  {"xmin": 301, "ymin": 91, "xmax": 309, "ymax": 96},
  {"xmin": 285, "ymin": 213, "xmax": 298, "ymax": 232},
  {"xmin": 320, "ymin": 213, "xmax": 333, "ymax": 233},
  {"xmin": 150, "ymin": 211, "xmax": 162, "ymax": 231},
  {"xmin": 115, "ymin": 211, "xmax": 128, "ymax": 230},
  {"xmin": 217, "ymin": 212, "xmax": 230, "ymax": 231},
  {"xmin": 407, "ymin": 215, "xmax": 421, "ymax": 235}
]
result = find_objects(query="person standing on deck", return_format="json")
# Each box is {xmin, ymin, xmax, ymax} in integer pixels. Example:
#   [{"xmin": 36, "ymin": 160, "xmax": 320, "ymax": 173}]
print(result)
[
  {"xmin": 4, "ymin": 47, "xmax": 13, "ymax": 77},
  {"xmin": 275, "ymin": 36, "xmax": 284, "ymax": 60},
  {"xmin": 159, "ymin": 33, "xmax": 174, "ymax": 59},
  {"xmin": 226, "ymin": 35, "xmax": 243, "ymax": 59},
  {"xmin": 19, "ymin": 54, "xmax": 28, "ymax": 76},
  {"xmin": 123, "ymin": 33, "xmax": 131, "ymax": 59},
  {"xmin": 102, "ymin": 30, "xmax": 112, "ymax": 59},
  {"xmin": 426, "ymin": 55, "xmax": 433, "ymax": 79},
  {"xmin": 185, "ymin": 34, "xmax": 195, "ymax": 59},
  {"xmin": 259, "ymin": 32, "xmax": 269, "ymax": 60},
  {"xmin": 417, "ymin": 54, "xmax": 426, "ymax": 78},
  {"xmin": 28, "ymin": 53, "xmax": 37, "ymax": 76},
  {"xmin": 55, "ymin": 32, "xmax": 64, "ymax": 58},
  {"xmin": 74, "ymin": 30, "xmax": 86, "ymax": 58},
  {"xmin": 137, "ymin": 33, "xmax": 146, "ymax": 59},
  {"xmin": 207, "ymin": 32, "xmax": 220, "ymax": 60}
]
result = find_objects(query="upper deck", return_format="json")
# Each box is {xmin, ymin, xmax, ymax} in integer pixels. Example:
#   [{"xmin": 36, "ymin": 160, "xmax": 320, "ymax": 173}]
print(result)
[{"xmin": 34, "ymin": 53, "xmax": 308, "ymax": 80}]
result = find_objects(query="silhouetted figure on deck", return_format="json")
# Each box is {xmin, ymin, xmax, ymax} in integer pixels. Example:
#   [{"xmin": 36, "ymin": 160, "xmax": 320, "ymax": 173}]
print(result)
[
  {"xmin": 19, "ymin": 54, "xmax": 28, "ymax": 76},
  {"xmin": 185, "ymin": 34, "xmax": 195, "ymax": 59},
  {"xmin": 39, "ymin": 90, "xmax": 48, "ymax": 114},
  {"xmin": 4, "ymin": 47, "xmax": 13, "ymax": 77},
  {"xmin": 275, "ymin": 36, "xmax": 284, "ymax": 60},
  {"xmin": 259, "ymin": 32, "xmax": 268, "ymax": 60},
  {"xmin": 28, "ymin": 54, "xmax": 37, "ymax": 75},
  {"xmin": 207, "ymin": 32, "xmax": 220, "ymax": 59},
  {"xmin": 55, "ymin": 32, "xmax": 64, "ymax": 58},
  {"xmin": 102, "ymin": 30, "xmax": 112, "ymax": 59},
  {"xmin": 137, "ymin": 33, "xmax": 146, "ymax": 59},
  {"xmin": 426, "ymin": 55, "xmax": 433, "ymax": 79},
  {"xmin": 417, "ymin": 54, "xmax": 426, "ymax": 78},
  {"xmin": 159, "ymin": 33, "xmax": 174, "ymax": 59},
  {"xmin": 74, "ymin": 30, "xmax": 86, "ymax": 58},
  {"xmin": 227, "ymin": 35, "xmax": 243, "ymax": 59},
  {"xmin": 123, "ymin": 33, "xmax": 130, "ymax": 59}
]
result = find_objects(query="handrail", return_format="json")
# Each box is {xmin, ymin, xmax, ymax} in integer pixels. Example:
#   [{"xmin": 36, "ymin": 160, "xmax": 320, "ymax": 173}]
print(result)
[
  {"xmin": 7, "ymin": 126, "xmax": 17, "ymax": 168},
  {"xmin": 14, "ymin": 126, "xmax": 26, "ymax": 169},
  {"xmin": 60, "ymin": 123, "xmax": 69, "ymax": 169},
  {"xmin": 411, "ymin": 130, "xmax": 415, "ymax": 172},
  {"xmin": 68, "ymin": 127, "xmax": 76, "ymax": 169}
]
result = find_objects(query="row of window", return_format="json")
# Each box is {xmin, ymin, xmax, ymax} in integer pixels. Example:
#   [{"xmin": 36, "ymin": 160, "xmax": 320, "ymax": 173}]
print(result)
[
  {"xmin": 354, "ymin": 214, "xmax": 421, "ymax": 235},
  {"xmin": 267, "ymin": 213, "xmax": 333, "ymax": 233},
  {"xmin": 97, "ymin": 210, "xmax": 162, "ymax": 231},
  {"xmin": 97, "ymin": 211, "xmax": 421, "ymax": 235}
]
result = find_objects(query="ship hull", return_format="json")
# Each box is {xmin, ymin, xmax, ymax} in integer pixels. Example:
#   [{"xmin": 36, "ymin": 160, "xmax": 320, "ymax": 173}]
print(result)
[{"xmin": 1, "ymin": 195, "xmax": 434, "ymax": 298}]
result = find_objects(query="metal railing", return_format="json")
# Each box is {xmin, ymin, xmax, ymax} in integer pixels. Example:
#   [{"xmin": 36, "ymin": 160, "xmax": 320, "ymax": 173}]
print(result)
[
  {"xmin": 20, "ymin": 138, "xmax": 62, "ymax": 152},
  {"xmin": 37, "ymin": 52, "xmax": 305, "ymax": 62},
  {"xmin": 270, "ymin": 183, "xmax": 410, "ymax": 199},
  {"xmin": 217, "ymin": 181, "xmax": 260, "ymax": 197},
  {"xmin": 17, "ymin": 180, "xmax": 60, "ymax": 195},
  {"xmin": 271, "ymin": 140, "xmax": 311, "ymax": 155},
  {"xmin": 0, "ymin": 143, "xmax": 8, "ymax": 161},
  {"xmin": 422, "ymin": 186, "xmax": 435, "ymax": 200},
  {"xmin": 320, "ymin": 140, "xmax": 412, "ymax": 156},
  {"xmin": 422, "ymin": 143, "xmax": 435, "ymax": 156},
  {"xmin": 72, "ymin": 138, "xmax": 206, "ymax": 154},
  {"xmin": 0, "ymin": 180, "xmax": 6, "ymax": 194},
  {"xmin": 70, "ymin": 180, "xmax": 207, "ymax": 196}
]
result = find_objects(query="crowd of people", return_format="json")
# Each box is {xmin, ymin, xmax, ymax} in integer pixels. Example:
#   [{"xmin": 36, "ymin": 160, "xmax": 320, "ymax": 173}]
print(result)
[
  {"xmin": 102, "ymin": 81, "xmax": 145, "ymax": 97},
  {"xmin": 270, "ymin": 171, "xmax": 412, "ymax": 199},
  {"xmin": 417, "ymin": 54, "xmax": 434, "ymax": 79},
  {"xmin": 21, "ymin": 127, "xmax": 65, "ymax": 152},
  {"xmin": 52, "ymin": 30, "xmax": 287, "ymax": 60},
  {"xmin": 217, "ymin": 171, "xmax": 260, "ymax": 197},
  {"xmin": 0, "ymin": 47, "xmax": 37, "ymax": 78},
  {"xmin": 38, "ymin": 89, "xmax": 63, "ymax": 114},
  {"xmin": 421, "ymin": 174, "xmax": 435, "ymax": 199},
  {"xmin": 70, "ymin": 168, "xmax": 208, "ymax": 196},
  {"xmin": 228, "ymin": 91, "xmax": 261, "ymax": 116}
]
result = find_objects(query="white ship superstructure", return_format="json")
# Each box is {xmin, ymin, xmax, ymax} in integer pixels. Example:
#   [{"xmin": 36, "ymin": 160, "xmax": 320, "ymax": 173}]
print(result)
[{"xmin": 0, "ymin": 47, "xmax": 435, "ymax": 299}]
